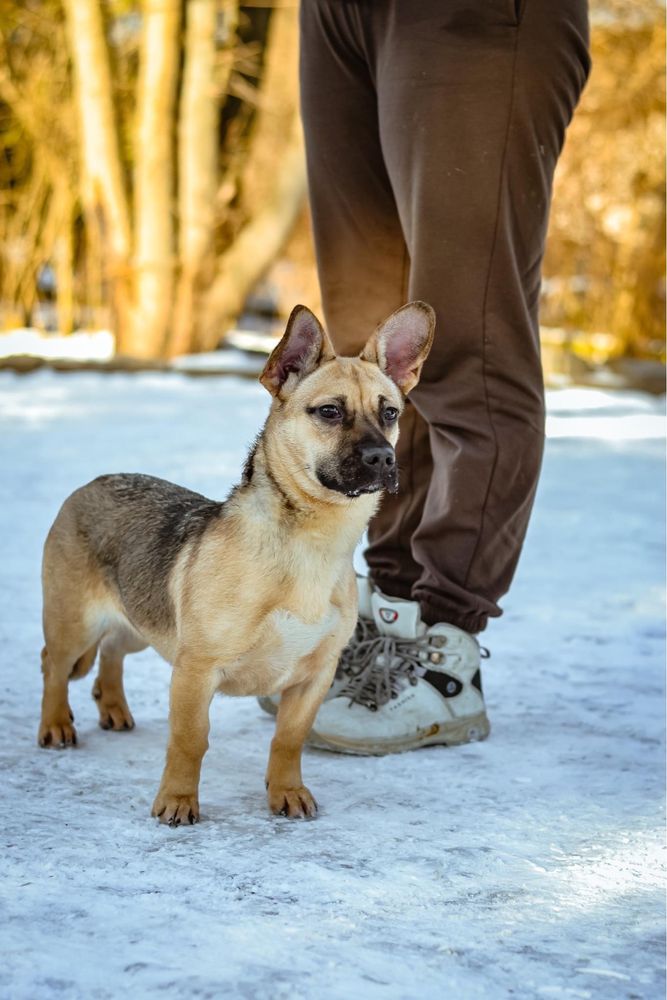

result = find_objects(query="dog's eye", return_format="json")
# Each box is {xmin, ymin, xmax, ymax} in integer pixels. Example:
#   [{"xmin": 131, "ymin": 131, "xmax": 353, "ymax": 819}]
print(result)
[
  {"xmin": 383, "ymin": 407, "xmax": 399, "ymax": 423},
  {"xmin": 317, "ymin": 404, "xmax": 343, "ymax": 421}
]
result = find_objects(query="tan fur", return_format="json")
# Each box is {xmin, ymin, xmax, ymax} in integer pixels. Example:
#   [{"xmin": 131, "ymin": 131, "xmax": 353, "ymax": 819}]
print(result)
[{"xmin": 38, "ymin": 303, "xmax": 434, "ymax": 823}]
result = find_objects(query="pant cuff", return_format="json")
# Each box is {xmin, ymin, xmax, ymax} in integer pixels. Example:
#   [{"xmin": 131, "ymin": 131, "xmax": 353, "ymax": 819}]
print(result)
[{"xmin": 415, "ymin": 592, "xmax": 490, "ymax": 635}]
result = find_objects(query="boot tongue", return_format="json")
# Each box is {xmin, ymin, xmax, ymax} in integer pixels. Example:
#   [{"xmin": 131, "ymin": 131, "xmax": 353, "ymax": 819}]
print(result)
[
  {"xmin": 355, "ymin": 575, "xmax": 374, "ymax": 620},
  {"xmin": 371, "ymin": 592, "xmax": 423, "ymax": 639}
]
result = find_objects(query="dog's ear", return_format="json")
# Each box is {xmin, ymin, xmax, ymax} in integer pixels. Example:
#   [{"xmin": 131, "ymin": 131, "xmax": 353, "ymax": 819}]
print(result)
[
  {"xmin": 260, "ymin": 305, "xmax": 335, "ymax": 397},
  {"xmin": 360, "ymin": 301, "xmax": 435, "ymax": 395}
]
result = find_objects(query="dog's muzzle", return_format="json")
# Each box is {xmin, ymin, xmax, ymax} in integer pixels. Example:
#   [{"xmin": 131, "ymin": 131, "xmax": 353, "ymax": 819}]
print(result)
[{"xmin": 317, "ymin": 440, "xmax": 398, "ymax": 498}]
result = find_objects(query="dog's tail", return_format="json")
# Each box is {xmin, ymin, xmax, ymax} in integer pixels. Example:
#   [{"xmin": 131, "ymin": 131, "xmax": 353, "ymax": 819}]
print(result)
[{"xmin": 69, "ymin": 644, "xmax": 99, "ymax": 680}]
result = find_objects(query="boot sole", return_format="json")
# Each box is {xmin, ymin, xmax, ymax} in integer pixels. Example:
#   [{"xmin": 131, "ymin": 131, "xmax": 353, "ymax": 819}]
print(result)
[{"xmin": 306, "ymin": 712, "xmax": 491, "ymax": 756}]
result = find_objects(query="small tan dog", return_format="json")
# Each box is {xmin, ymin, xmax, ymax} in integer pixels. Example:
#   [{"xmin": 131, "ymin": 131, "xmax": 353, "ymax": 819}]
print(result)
[{"xmin": 38, "ymin": 302, "xmax": 434, "ymax": 823}]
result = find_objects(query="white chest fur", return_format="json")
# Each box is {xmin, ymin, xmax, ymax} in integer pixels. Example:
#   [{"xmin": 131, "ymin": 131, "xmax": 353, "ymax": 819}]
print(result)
[
  {"xmin": 268, "ymin": 606, "xmax": 340, "ymax": 664},
  {"xmin": 216, "ymin": 603, "xmax": 343, "ymax": 697}
]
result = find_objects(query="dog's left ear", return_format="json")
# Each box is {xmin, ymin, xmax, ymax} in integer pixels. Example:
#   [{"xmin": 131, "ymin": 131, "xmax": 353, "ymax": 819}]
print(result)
[
  {"xmin": 361, "ymin": 301, "xmax": 435, "ymax": 395},
  {"xmin": 260, "ymin": 305, "xmax": 335, "ymax": 397}
]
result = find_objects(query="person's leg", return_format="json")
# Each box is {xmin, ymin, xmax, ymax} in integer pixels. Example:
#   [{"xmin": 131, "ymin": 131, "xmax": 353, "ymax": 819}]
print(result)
[
  {"xmin": 296, "ymin": 0, "xmax": 590, "ymax": 754},
  {"xmin": 370, "ymin": 0, "xmax": 590, "ymax": 632},
  {"xmin": 299, "ymin": 0, "xmax": 431, "ymax": 593},
  {"xmin": 301, "ymin": 0, "xmax": 590, "ymax": 635},
  {"xmin": 299, "ymin": 0, "xmax": 407, "ymax": 352}
]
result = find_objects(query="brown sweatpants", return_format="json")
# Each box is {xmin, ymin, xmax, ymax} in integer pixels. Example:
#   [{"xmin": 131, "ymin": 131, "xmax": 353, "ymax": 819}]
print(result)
[{"xmin": 300, "ymin": 0, "xmax": 590, "ymax": 633}]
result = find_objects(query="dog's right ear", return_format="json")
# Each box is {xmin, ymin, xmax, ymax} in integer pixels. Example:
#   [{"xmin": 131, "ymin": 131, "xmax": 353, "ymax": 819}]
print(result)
[{"xmin": 260, "ymin": 305, "xmax": 335, "ymax": 397}]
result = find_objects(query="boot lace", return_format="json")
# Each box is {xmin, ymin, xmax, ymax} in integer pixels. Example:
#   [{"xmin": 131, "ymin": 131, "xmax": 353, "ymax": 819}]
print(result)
[
  {"xmin": 338, "ymin": 632, "xmax": 490, "ymax": 711},
  {"xmin": 336, "ymin": 616, "xmax": 379, "ymax": 679}
]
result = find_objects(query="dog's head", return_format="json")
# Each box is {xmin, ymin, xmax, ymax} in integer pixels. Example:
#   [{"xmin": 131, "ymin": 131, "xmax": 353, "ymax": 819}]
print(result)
[{"xmin": 259, "ymin": 302, "xmax": 435, "ymax": 502}]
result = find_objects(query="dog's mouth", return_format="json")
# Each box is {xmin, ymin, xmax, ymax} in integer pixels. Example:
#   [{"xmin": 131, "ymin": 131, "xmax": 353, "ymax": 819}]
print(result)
[{"xmin": 316, "ymin": 466, "xmax": 399, "ymax": 499}]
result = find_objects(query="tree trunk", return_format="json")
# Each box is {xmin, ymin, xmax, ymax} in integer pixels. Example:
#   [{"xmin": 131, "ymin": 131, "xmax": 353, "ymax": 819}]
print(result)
[
  {"xmin": 200, "ymin": 3, "xmax": 306, "ymax": 350},
  {"xmin": 63, "ymin": 0, "xmax": 132, "ymax": 346},
  {"xmin": 201, "ymin": 114, "xmax": 306, "ymax": 349},
  {"xmin": 131, "ymin": 0, "xmax": 182, "ymax": 359},
  {"xmin": 168, "ymin": 0, "xmax": 239, "ymax": 358}
]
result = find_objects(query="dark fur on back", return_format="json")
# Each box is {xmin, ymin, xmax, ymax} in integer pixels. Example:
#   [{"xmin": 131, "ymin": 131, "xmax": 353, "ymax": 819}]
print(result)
[{"xmin": 72, "ymin": 474, "xmax": 223, "ymax": 631}]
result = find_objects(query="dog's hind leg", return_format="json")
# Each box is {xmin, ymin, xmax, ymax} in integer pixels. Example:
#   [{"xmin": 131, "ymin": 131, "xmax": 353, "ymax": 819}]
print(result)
[
  {"xmin": 93, "ymin": 627, "xmax": 146, "ymax": 732},
  {"xmin": 39, "ymin": 632, "xmax": 99, "ymax": 748},
  {"xmin": 39, "ymin": 522, "xmax": 106, "ymax": 748}
]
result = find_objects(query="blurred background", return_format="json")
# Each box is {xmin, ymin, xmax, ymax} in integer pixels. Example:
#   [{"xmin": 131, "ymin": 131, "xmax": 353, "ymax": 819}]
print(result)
[{"xmin": 0, "ymin": 0, "xmax": 664, "ymax": 386}]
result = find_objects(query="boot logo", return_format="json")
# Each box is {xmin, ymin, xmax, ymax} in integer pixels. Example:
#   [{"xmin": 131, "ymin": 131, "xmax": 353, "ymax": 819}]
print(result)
[{"xmin": 379, "ymin": 608, "xmax": 399, "ymax": 624}]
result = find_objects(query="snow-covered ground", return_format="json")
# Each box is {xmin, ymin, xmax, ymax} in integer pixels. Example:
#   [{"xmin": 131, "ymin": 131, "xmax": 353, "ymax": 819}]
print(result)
[
  {"xmin": 0, "ymin": 328, "xmax": 265, "ymax": 375},
  {"xmin": 0, "ymin": 328, "xmax": 116, "ymax": 361},
  {"xmin": 0, "ymin": 371, "xmax": 664, "ymax": 1000}
]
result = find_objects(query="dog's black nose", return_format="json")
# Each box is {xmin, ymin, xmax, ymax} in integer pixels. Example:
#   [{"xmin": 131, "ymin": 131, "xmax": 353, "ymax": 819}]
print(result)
[{"xmin": 359, "ymin": 443, "xmax": 395, "ymax": 469}]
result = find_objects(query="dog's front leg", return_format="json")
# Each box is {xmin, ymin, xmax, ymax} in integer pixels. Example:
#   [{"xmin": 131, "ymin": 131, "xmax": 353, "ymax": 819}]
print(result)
[
  {"xmin": 152, "ymin": 657, "xmax": 217, "ymax": 826},
  {"xmin": 265, "ymin": 657, "xmax": 337, "ymax": 819}
]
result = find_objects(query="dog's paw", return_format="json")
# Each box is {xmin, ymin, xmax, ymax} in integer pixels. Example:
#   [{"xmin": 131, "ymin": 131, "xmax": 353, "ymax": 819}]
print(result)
[
  {"xmin": 268, "ymin": 784, "xmax": 318, "ymax": 819},
  {"xmin": 38, "ymin": 716, "xmax": 77, "ymax": 749},
  {"xmin": 151, "ymin": 790, "xmax": 200, "ymax": 827},
  {"xmin": 92, "ymin": 680, "xmax": 135, "ymax": 731}
]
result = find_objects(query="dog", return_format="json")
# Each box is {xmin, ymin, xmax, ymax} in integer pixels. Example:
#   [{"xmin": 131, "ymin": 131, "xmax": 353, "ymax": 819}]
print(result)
[{"xmin": 37, "ymin": 301, "xmax": 435, "ymax": 823}]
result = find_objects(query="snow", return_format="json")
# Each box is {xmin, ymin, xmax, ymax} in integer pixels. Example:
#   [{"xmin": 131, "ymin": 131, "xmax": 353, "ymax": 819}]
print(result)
[
  {"xmin": 0, "ymin": 329, "xmax": 264, "ymax": 375},
  {"xmin": 0, "ymin": 328, "xmax": 115, "ymax": 361},
  {"xmin": 0, "ymin": 371, "xmax": 664, "ymax": 1000}
]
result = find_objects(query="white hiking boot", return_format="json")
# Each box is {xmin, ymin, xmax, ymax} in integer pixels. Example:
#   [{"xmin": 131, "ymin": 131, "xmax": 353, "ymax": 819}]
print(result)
[
  {"xmin": 256, "ymin": 575, "xmax": 377, "ymax": 717},
  {"xmin": 307, "ymin": 590, "xmax": 490, "ymax": 755}
]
